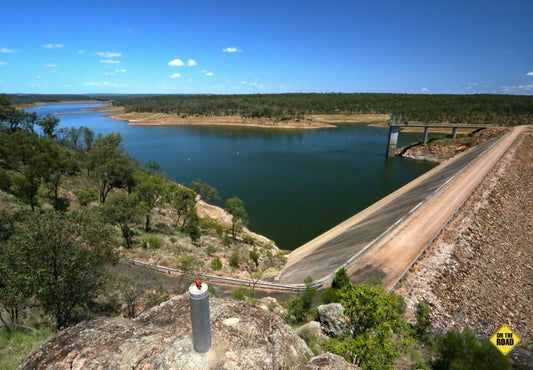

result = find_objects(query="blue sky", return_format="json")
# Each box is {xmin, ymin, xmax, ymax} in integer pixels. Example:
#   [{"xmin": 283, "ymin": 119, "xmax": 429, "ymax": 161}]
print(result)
[{"xmin": 1, "ymin": 0, "xmax": 532, "ymax": 95}]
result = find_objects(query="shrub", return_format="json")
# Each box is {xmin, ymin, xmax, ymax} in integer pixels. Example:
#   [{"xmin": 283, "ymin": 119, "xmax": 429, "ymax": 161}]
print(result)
[
  {"xmin": 243, "ymin": 234, "xmax": 255, "ymax": 245},
  {"xmin": 332, "ymin": 268, "xmax": 350, "ymax": 290},
  {"xmin": 321, "ymin": 287, "xmax": 339, "ymax": 304},
  {"xmin": 229, "ymin": 250, "xmax": 240, "ymax": 269},
  {"xmin": 211, "ymin": 257, "xmax": 222, "ymax": 271},
  {"xmin": 232, "ymin": 287, "xmax": 246, "ymax": 300},
  {"xmin": 326, "ymin": 283, "xmax": 409, "ymax": 369},
  {"xmin": 413, "ymin": 302, "xmax": 432, "ymax": 343},
  {"xmin": 283, "ymin": 296, "xmax": 306, "ymax": 325},
  {"xmin": 74, "ymin": 188, "xmax": 98, "ymax": 207},
  {"xmin": 142, "ymin": 234, "xmax": 164, "ymax": 249},
  {"xmin": 206, "ymin": 245, "xmax": 216, "ymax": 255},
  {"xmin": 433, "ymin": 329, "xmax": 511, "ymax": 370}
]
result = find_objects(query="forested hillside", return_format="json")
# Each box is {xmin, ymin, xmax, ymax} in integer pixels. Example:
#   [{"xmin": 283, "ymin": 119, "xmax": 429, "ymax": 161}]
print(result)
[
  {"xmin": 6, "ymin": 94, "xmax": 112, "ymax": 106},
  {"xmin": 112, "ymin": 93, "xmax": 533, "ymax": 126}
]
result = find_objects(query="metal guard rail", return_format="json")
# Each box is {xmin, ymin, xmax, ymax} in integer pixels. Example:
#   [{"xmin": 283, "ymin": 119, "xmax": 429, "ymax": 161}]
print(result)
[{"xmin": 129, "ymin": 258, "xmax": 326, "ymax": 292}]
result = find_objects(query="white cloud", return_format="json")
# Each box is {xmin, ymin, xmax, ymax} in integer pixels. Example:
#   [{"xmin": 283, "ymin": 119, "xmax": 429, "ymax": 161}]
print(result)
[
  {"xmin": 43, "ymin": 43, "xmax": 64, "ymax": 49},
  {"xmin": 0, "ymin": 61, "xmax": 6, "ymax": 66},
  {"xmin": 77, "ymin": 50, "xmax": 84, "ymax": 54},
  {"xmin": 100, "ymin": 59, "xmax": 120, "ymax": 64},
  {"xmin": 96, "ymin": 51, "xmax": 122, "ymax": 58},
  {"xmin": 205, "ymin": 72, "xmax": 214, "ymax": 76},
  {"xmin": 527, "ymin": 72, "xmax": 533, "ymax": 76},
  {"xmin": 188, "ymin": 59, "xmax": 197, "ymax": 66},
  {"xmin": 222, "ymin": 47, "xmax": 241, "ymax": 53},
  {"xmin": 84, "ymin": 81, "xmax": 113, "ymax": 87},
  {"xmin": 170, "ymin": 73, "xmax": 181, "ymax": 78},
  {"xmin": 0, "ymin": 47, "xmax": 20, "ymax": 54},
  {"xmin": 45, "ymin": 63, "xmax": 57, "ymax": 68},
  {"xmin": 168, "ymin": 59, "xmax": 184, "ymax": 67},
  {"xmin": 420, "ymin": 87, "xmax": 429, "ymax": 93},
  {"xmin": 115, "ymin": 69, "xmax": 127, "ymax": 73}
]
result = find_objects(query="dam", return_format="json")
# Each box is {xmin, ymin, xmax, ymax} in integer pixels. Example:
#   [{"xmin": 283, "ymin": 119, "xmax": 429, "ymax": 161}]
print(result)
[{"xmin": 278, "ymin": 126, "xmax": 524, "ymax": 290}]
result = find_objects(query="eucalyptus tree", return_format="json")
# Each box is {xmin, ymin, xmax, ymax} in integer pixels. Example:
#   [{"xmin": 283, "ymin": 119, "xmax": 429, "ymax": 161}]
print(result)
[
  {"xmin": 37, "ymin": 114, "xmax": 60, "ymax": 138},
  {"xmin": 134, "ymin": 167, "xmax": 167, "ymax": 231},
  {"xmin": 0, "ymin": 130, "xmax": 54, "ymax": 210},
  {"xmin": 99, "ymin": 192, "xmax": 140, "ymax": 249},
  {"xmin": 225, "ymin": 196, "xmax": 248, "ymax": 240},
  {"xmin": 169, "ymin": 185, "xmax": 197, "ymax": 232},
  {"xmin": 2, "ymin": 210, "xmax": 115, "ymax": 331},
  {"xmin": 87, "ymin": 133, "xmax": 138, "ymax": 203},
  {"xmin": 191, "ymin": 178, "xmax": 221, "ymax": 203}
]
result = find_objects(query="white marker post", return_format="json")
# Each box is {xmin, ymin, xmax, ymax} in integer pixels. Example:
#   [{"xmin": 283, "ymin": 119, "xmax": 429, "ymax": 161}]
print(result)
[{"xmin": 188, "ymin": 279, "xmax": 211, "ymax": 353}]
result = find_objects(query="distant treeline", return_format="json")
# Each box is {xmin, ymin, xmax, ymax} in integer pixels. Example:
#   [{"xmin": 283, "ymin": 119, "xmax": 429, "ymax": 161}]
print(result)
[
  {"xmin": 6, "ymin": 92, "xmax": 533, "ymax": 125},
  {"xmin": 6, "ymin": 94, "xmax": 115, "ymax": 105},
  {"xmin": 112, "ymin": 93, "xmax": 533, "ymax": 126}
]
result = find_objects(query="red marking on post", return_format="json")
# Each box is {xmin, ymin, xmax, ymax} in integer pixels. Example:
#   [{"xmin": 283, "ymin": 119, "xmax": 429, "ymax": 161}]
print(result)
[{"xmin": 195, "ymin": 278, "xmax": 202, "ymax": 290}]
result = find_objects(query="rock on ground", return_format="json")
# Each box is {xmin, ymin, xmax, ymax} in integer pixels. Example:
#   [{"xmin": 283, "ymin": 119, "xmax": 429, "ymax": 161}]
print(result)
[
  {"xmin": 316, "ymin": 303, "xmax": 350, "ymax": 338},
  {"xmin": 20, "ymin": 293, "xmax": 313, "ymax": 370}
]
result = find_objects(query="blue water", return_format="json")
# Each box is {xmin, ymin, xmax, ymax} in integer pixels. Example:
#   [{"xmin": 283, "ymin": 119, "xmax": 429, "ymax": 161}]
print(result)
[{"xmin": 29, "ymin": 103, "xmax": 437, "ymax": 250}]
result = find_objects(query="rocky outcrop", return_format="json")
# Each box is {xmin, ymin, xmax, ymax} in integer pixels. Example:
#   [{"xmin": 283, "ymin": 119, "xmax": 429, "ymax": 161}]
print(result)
[
  {"xmin": 398, "ymin": 128, "xmax": 506, "ymax": 163},
  {"xmin": 316, "ymin": 303, "xmax": 350, "ymax": 338},
  {"xmin": 20, "ymin": 293, "xmax": 313, "ymax": 369},
  {"xmin": 308, "ymin": 353, "xmax": 360, "ymax": 369}
]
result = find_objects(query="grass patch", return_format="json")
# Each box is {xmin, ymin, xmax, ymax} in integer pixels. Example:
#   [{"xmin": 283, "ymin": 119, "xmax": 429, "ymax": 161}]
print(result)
[{"xmin": 0, "ymin": 326, "xmax": 54, "ymax": 369}]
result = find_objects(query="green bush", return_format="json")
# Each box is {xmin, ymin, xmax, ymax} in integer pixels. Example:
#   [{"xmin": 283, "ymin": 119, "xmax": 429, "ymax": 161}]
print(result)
[
  {"xmin": 325, "ymin": 283, "xmax": 409, "ymax": 369},
  {"xmin": 74, "ymin": 188, "xmax": 98, "ymax": 207},
  {"xmin": 232, "ymin": 287, "xmax": 246, "ymax": 300},
  {"xmin": 229, "ymin": 250, "xmax": 240, "ymax": 269},
  {"xmin": 283, "ymin": 296, "xmax": 306, "ymax": 325},
  {"xmin": 433, "ymin": 329, "xmax": 511, "ymax": 370},
  {"xmin": 206, "ymin": 245, "xmax": 216, "ymax": 255},
  {"xmin": 211, "ymin": 257, "xmax": 222, "ymax": 271},
  {"xmin": 332, "ymin": 268, "xmax": 350, "ymax": 290},
  {"xmin": 142, "ymin": 234, "xmax": 164, "ymax": 249},
  {"xmin": 413, "ymin": 302, "xmax": 432, "ymax": 344},
  {"xmin": 321, "ymin": 287, "xmax": 339, "ymax": 304}
]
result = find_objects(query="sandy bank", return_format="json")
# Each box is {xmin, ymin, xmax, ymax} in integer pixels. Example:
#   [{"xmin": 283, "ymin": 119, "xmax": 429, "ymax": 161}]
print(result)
[{"xmin": 107, "ymin": 108, "xmax": 390, "ymax": 129}]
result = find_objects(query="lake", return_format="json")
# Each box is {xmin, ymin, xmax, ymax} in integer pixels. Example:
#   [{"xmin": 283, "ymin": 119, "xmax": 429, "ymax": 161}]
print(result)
[{"xmin": 30, "ymin": 103, "xmax": 437, "ymax": 250}]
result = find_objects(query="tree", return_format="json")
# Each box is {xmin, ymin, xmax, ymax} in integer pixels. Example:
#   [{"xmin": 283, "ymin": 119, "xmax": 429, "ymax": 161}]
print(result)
[
  {"xmin": 0, "ymin": 98, "xmax": 38, "ymax": 133},
  {"xmin": 325, "ymin": 283, "xmax": 409, "ymax": 369},
  {"xmin": 0, "ymin": 131, "xmax": 55, "ymax": 210},
  {"xmin": 282, "ymin": 277, "xmax": 317, "ymax": 324},
  {"xmin": 4, "ymin": 210, "xmax": 114, "ymax": 330},
  {"xmin": 133, "ymin": 168, "xmax": 166, "ymax": 231},
  {"xmin": 169, "ymin": 185, "xmax": 197, "ymax": 232},
  {"xmin": 413, "ymin": 301, "xmax": 432, "ymax": 344},
  {"xmin": 244, "ymin": 247, "xmax": 274, "ymax": 297},
  {"xmin": 99, "ymin": 192, "xmax": 140, "ymax": 249},
  {"xmin": 87, "ymin": 133, "xmax": 138, "ymax": 203},
  {"xmin": 42, "ymin": 139, "xmax": 77, "ymax": 211},
  {"xmin": 225, "ymin": 196, "xmax": 248, "ymax": 239},
  {"xmin": 37, "ymin": 114, "xmax": 60, "ymax": 138},
  {"xmin": 433, "ymin": 329, "xmax": 511, "ymax": 370},
  {"xmin": 0, "ymin": 211, "xmax": 32, "ymax": 330},
  {"xmin": 191, "ymin": 179, "xmax": 221, "ymax": 203},
  {"xmin": 331, "ymin": 267, "xmax": 350, "ymax": 290}
]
